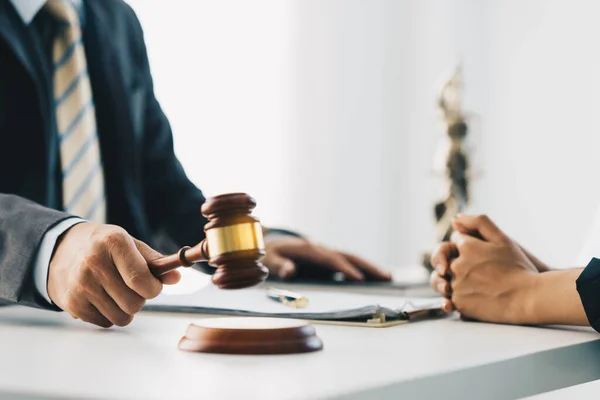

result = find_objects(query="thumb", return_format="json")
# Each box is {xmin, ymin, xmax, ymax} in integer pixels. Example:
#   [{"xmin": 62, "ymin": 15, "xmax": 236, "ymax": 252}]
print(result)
[
  {"xmin": 263, "ymin": 254, "xmax": 296, "ymax": 279},
  {"xmin": 159, "ymin": 270, "xmax": 182, "ymax": 285},
  {"xmin": 133, "ymin": 238, "xmax": 163, "ymax": 261},
  {"xmin": 442, "ymin": 298, "xmax": 455, "ymax": 313},
  {"xmin": 133, "ymin": 239, "xmax": 182, "ymax": 285},
  {"xmin": 453, "ymin": 214, "xmax": 507, "ymax": 244}
]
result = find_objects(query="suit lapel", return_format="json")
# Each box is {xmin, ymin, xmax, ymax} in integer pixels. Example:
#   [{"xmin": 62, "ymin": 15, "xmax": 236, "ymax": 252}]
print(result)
[
  {"xmin": 0, "ymin": 2, "xmax": 34, "ymax": 77},
  {"xmin": 0, "ymin": 0, "xmax": 50, "ymax": 150}
]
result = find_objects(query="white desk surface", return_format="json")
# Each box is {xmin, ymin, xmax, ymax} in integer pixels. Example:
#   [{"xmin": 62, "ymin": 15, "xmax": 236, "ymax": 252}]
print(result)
[
  {"xmin": 526, "ymin": 380, "xmax": 600, "ymax": 399},
  {"xmin": 1, "ymin": 295, "xmax": 599, "ymax": 400}
]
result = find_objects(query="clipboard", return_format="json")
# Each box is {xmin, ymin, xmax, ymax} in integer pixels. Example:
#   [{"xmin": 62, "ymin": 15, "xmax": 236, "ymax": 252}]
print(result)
[{"xmin": 145, "ymin": 284, "xmax": 448, "ymax": 328}]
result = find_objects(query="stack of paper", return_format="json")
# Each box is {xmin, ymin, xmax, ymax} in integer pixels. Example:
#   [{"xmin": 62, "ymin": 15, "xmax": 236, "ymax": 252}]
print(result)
[{"xmin": 145, "ymin": 284, "xmax": 442, "ymax": 323}]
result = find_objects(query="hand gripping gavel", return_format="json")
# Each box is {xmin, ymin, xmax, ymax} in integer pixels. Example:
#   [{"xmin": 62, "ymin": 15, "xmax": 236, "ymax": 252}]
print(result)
[{"xmin": 147, "ymin": 193, "xmax": 269, "ymax": 289}]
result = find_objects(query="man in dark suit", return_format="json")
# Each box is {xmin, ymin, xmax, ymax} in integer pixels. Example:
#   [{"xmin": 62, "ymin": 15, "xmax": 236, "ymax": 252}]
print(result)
[{"xmin": 0, "ymin": 0, "xmax": 391, "ymax": 327}]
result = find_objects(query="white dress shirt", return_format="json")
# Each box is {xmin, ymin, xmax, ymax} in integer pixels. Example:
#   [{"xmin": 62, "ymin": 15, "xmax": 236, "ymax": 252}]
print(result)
[
  {"xmin": 11, "ymin": 0, "xmax": 85, "ymax": 306},
  {"xmin": 10, "ymin": 0, "xmax": 82, "ymax": 24}
]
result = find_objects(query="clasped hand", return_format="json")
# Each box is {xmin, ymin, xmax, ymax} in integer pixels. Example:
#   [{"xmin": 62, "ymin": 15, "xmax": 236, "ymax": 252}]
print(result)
[{"xmin": 429, "ymin": 214, "xmax": 548, "ymax": 324}]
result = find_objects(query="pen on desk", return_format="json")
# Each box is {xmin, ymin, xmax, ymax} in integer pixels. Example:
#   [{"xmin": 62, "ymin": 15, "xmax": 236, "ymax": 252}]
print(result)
[
  {"xmin": 404, "ymin": 308, "xmax": 447, "ymax": 321},
  {"xmin": 266, "ymin": 287, "xmax": 309, "ymax": 308}
]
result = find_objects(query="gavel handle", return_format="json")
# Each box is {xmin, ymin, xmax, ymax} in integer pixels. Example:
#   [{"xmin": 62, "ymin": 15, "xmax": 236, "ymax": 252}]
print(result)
[{"xmin": 148, "ymin": 240, "xmax": 210, "ymax": 277}]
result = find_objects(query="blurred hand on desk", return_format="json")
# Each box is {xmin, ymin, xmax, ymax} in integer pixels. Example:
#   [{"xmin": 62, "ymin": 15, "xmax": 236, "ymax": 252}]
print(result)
[{"xmin": 261, "ymin": 235, "xmax": 392, "ymax": 282}]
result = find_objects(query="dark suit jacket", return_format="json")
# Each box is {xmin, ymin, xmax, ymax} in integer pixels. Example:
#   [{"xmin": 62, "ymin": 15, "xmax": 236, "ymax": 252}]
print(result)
[{"xmin": 0, "ymin": 0, "xmax": 208, "ymax": 309}]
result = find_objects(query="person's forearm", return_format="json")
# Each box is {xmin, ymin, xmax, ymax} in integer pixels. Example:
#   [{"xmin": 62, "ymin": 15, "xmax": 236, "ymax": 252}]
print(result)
[
  {"xmin": 525, "ymin": 268, "xmax": 588, "ymax": 326},
  {"xmin": 0, "ymin": 194, "xmax": 72, "ymax": 308}
]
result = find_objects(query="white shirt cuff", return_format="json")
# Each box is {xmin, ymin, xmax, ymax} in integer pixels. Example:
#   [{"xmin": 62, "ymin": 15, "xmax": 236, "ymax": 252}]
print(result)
[{"xmin": 33, "ymin": 218, "xmax": 86, "ymax": 305}]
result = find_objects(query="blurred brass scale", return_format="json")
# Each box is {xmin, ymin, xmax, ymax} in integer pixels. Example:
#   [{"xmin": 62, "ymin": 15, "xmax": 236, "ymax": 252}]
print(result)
[
  {"xmin": 423, "ymin": 65, "xmax": 472, "ymax": 272},
  {"xmin": 147, "ymin": 192, "xmax": 322, "ymax": 355}
]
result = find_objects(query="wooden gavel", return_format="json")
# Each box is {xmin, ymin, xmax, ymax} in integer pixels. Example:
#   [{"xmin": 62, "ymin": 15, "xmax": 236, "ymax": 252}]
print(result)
[{"xmin": 147, "ymin": 193, "xmax": 269, "ymax": 289}]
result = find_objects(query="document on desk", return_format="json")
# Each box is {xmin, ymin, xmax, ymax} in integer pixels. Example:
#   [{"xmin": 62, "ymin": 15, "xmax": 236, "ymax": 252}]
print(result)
[{"xmin": 145, "ymin": 285, "xmax": 445, "ymax": 326}]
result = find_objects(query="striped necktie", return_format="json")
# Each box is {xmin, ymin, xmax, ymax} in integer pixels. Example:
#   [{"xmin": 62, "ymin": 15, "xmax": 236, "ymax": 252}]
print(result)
[{"xmin": 46, "ymin": 0, "xmax": 106, "ymax": 223}]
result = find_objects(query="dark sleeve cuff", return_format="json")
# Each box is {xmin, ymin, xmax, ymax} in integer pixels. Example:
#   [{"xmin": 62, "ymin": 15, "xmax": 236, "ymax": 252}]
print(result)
[{"xmin": 576, "ymin": 257, "xmax": 600, "ymax": 332}]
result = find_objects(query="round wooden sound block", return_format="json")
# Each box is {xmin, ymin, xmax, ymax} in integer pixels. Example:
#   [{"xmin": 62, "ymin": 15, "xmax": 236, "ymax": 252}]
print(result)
[{"xmin": 178, "ymin": 317, "xmax": 324, "ymax": 355}]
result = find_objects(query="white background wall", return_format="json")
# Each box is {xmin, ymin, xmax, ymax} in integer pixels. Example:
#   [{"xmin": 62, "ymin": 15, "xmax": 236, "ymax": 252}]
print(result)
[{"xmin": 126, "ymin": 0, "xmax": 600, "ymax": 269}]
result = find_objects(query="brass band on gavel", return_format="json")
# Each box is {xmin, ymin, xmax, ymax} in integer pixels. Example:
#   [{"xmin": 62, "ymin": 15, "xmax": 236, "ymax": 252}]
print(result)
[{"xmin": 206, "ymin": 222, "xmax": 265, "ymax": 257}]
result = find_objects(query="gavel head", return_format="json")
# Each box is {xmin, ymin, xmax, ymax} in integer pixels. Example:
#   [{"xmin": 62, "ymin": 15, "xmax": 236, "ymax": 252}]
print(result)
[{"xmin": 201, "ymin": 193, "xmax": 269, "ymax": 289}]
